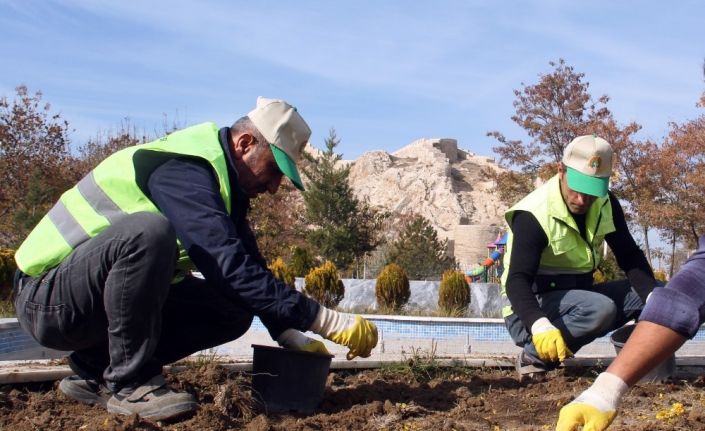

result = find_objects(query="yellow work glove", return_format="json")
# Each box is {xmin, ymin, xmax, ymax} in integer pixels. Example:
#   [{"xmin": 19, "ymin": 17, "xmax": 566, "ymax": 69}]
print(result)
[
  {"xmin": 276, "ymin": 329, "xmax": 331, "ymax": 355},
  {"xmin": 531, "ymin": 317, "xmax": 573, "ymax": 363},
  {"xmin": 556, "ymin": 372, "xmax": 628, "ymax": 431},
  {"xmin": 557, "ymin": 403, "xmax": 616, "ymax": 431},
  {"xmin": 309, "ymin": 307, "xmax": 378, "ymax": 360}
]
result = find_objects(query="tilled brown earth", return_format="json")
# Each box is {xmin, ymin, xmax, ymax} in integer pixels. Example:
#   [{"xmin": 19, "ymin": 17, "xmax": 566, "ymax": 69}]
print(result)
[{"xmin": 1, "ymin": 362, "xmax": 704, "ymax": 430}]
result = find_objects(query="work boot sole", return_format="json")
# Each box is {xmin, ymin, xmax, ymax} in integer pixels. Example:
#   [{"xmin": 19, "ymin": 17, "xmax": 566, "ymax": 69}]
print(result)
[{"xmin": 107, "ymin": 397, "xmax": 198, "ymax": 421}]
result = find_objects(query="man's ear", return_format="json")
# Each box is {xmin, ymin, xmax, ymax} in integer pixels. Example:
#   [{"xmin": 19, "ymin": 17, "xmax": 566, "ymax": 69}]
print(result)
[{"xmin": 232, "ymin": 133, "xmax": 257, "ymax": 158}]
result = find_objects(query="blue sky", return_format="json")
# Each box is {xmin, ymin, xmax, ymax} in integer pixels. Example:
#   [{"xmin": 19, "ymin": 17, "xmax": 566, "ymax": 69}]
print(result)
[{"xmin": 1, "ymin": 0, "xmax": 704, "ymax": 162}]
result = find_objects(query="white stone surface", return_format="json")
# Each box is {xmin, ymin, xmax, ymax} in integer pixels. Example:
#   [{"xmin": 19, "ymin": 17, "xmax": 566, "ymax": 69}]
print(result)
[
  {"xmin": 299, "ymin": 278, "xmax": 506, "ymax": 317},
  {"xmin": 346, "ymin": 137, "xmax": 509, "ymax": 269}
]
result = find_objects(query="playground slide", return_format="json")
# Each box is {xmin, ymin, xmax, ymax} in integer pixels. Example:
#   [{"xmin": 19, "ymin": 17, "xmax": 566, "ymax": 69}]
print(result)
[{"xmin": 465, "ymin": 249, "xmax": 502, "ymax": 277}]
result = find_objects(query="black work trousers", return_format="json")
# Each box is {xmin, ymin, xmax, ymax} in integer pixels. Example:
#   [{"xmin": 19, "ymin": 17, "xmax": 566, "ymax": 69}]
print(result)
[{"xmin": 14, "ymin": 212, "xmax": 253, "ymax": 391}]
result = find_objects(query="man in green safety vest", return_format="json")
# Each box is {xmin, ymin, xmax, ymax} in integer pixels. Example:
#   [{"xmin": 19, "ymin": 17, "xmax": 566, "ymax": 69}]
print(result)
[
  {"xmin": 12, "ymin": 97, "xmax": 378, "ymax": 420},
  {"xmin": 500, "ymin": 135, "xmax": 657, "ymax": 379}
]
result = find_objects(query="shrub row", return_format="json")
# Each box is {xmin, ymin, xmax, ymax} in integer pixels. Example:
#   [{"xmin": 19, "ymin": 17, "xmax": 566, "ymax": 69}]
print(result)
[{"xmin": 268, "ymin": 257, "xmax": 471, "ymax": 315}]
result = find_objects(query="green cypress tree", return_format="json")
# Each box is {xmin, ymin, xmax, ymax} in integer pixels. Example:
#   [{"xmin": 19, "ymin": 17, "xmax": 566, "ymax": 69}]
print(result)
[
  {"xmin": 289, "ymin": 246, "xmax": 317, "ymax": 277},
  {"xmin": 302, "ymin": 129, "xmax": 383, "ymax": 271},
  {"xmin": 386, "ymin": 215, "xmax": 456, "ymax": 280}
]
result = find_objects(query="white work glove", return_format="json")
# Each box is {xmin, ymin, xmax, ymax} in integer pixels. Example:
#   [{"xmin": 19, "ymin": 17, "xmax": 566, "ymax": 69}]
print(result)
[
  {"xmin": 556, "ymin": 372, "xmax": 628, "ymax": 431},
  {"xmin": 277, "ymin": 329, "xmax": 330, "ymax": 355},
  {"xmin": 531, "ymin": 317, "xmax": 573, "ymax": 363},
  {"xmin": 309, "ymin": 307, "xmax": 378, "ymax": 360}
]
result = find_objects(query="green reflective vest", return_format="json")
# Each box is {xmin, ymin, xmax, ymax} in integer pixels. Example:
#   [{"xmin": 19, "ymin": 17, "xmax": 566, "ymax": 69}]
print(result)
[
  {"xmin": 500, "ymin": 175, "xmax": 615, "ymax": 317},
  {"xmin": 15, "ymin": 122, "xmax": 232, "ymax": 277}
]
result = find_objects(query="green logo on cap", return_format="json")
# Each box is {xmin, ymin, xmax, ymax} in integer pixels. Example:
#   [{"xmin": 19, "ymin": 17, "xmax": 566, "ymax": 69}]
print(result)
[{"xmin": 588, "ymin": 155, "xmax": 601, "ymax": 169}]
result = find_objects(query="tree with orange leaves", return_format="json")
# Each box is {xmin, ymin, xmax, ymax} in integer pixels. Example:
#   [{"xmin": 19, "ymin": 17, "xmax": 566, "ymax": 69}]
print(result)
[
  {"xmin": 634, "ymin": 61, "xmax": 705, "ymax": 275},
  {"xmin": 487, "ymin": 59, "xmax": 624, "ymax": 205},
  {"xmin": 651, "ymin": 118, "xmax": 705, "ymax": 244},
  {"xmin": 486, "ymin": 59, "xmax": 636, "ymax": 206},
  {"xmin": 608, "ymin": 132, "xmax": 661, "ymax": 266},
  {"xmin": 486, "ymin": 59, "xmax": 663, "ymax": 265},
  {"xmin": 0, "ymin": 85, "xmax": 77, "ymax": 247}
]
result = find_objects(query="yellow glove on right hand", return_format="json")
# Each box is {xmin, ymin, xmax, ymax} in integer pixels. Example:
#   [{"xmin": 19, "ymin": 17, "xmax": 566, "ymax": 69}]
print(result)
[
  {"xmin": 298, "ymin": 339, "xmax": 331, "ymax": 355},
  {"xmin": 556, "ymin": 402, "xmax": 616, "ymax": 431},
  {"xmin": 276, "ymin": 329, "xmax": 331, "ymax": 355},
  {"xmin": 556, "ymin": 372, "xmax": 628, "ymax": 431},
  {"xmin": 309, "ymin": 308, "xmax": 378, "ymax": 360},
  {"xmin": 531, "ymin": 318, "xmax": 573, "ymax": 362}
]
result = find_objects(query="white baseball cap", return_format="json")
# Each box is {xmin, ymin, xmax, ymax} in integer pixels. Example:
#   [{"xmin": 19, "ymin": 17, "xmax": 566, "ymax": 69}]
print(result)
[
  {"xmin": 562, "ymin": 134, "xmax": 613, "ymax": 197},
  {"xmin": 247, "ymin": 97, "xmax": 311, "ymax": 190}
]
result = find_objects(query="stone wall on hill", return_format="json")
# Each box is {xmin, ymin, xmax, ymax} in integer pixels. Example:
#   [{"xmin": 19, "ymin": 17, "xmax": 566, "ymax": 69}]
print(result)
[{"xmin": 347, "ymin": 137, "xmax": 508, "ymax": 270}]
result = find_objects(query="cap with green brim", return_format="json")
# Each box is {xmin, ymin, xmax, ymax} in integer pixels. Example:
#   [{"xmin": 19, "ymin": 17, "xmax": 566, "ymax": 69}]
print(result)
[
  {"xmin": 565, "ymin": 166, "xmax": 609, "ymax": 197},
  {"xmin": 270, "ymin": 144, "xmax": 304, "ymax": 190},
  {"xmin": 247, "ymin": 96, "xmax": 311, "ymax": 191},
  {"xmin": 562, "ymin": 134, "xmax": 613, "ymax": 198}
]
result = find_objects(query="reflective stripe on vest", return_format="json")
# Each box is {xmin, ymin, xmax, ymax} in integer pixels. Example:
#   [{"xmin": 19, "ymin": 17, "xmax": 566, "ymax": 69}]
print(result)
[
  {"xmin": 15, "ymin": 122, "xmax": 231, "ymax": 277},
  {"xmin": 47, "ymin": 200, "xmax": 89, "ymax": 248},
  {"xmin": 47, "ymin": 171, "xmax": 130, "ymax": 248},
  {"xmin": 77, "ymin": 171, "xmax": 126, "ymax": 224}
]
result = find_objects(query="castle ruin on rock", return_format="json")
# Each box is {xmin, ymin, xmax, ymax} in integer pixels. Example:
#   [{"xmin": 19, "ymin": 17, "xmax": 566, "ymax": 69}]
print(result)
[{"xmin": 347, "ymin": 138, "xmax": 509, "ymax": 271}]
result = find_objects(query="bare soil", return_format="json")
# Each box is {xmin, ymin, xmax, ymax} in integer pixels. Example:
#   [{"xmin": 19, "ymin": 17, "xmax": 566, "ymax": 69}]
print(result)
[{"xmin": 1, "ymin": 362, "xmax": 704, "ymax": 430}]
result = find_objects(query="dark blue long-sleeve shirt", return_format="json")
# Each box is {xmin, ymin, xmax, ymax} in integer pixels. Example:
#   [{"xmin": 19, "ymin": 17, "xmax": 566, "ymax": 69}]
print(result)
[{"xmin": 145, "ymin": 127, "xmax": 319, "ymax": 340}]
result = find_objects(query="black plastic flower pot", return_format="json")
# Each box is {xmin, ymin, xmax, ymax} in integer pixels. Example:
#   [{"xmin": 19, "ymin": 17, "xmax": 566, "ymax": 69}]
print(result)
[{"xmin": 251, "ymin": 344, "xmax": 333, "ymax": 414}]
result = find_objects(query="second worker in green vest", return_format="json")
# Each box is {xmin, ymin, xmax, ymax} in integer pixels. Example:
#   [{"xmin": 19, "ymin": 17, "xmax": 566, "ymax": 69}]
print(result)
[{"xmin": 501, "ymin": 135, "xmax": 657, "ymax": 379}]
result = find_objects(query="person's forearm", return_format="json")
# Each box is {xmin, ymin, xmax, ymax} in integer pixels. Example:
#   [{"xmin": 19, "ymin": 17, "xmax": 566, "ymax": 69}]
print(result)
[
  {"xmin": 624, "ymin": 267, "xmax": 656, "ymax": 302},
  {"xmin": 606, "ymin": 321, "xmax": 686, "ymax": 386},
  {"xmin": 506, "ymin": 281, "xmax": 545, "ymax": 328},
  {"xmin": 148, "ymin": 158, "xmax": 320, "ymax": 337},
  {"xmin": 618, "ymin": 235, "xmax": 705, "ymax": 385},
  {"xmin": 505, "ymin": 211, "xmax": 548, "ymax": 327},
  {"xmin": 605, "ymin": 192, "xmax": 655, "ymax": 300}
]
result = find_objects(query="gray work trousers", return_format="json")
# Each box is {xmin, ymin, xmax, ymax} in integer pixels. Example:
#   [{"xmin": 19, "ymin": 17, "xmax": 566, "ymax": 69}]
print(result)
[
  {"xmin": 14, "ymin": 212, "xmax": 253, "ymax": 391},
  {"xmin": 505, "ymin": 279, "xmax": 645, "ymax": 366}
]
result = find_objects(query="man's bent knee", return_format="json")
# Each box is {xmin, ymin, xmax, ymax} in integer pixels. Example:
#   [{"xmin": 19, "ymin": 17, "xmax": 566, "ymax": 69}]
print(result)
[
  {"xmin": 594, "ymin": 303, "xmax": 618, "ymax": 334},
  {"xmin": 579, "ymin": 299, "xmax": 617, "ymax": 336},
  {"xmin": 117, "ymin": 212, "xmax": 175, "ymax": 246}
]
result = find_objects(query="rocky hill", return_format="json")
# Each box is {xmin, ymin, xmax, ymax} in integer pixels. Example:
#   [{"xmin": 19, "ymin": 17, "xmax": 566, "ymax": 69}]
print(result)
[{"xmin": 347, "ymin": 138, "xmax": 509, "ymax": 270}]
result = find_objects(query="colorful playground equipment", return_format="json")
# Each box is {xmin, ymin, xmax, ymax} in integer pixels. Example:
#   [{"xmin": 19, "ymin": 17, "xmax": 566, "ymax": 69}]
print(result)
[{"xmin": 465, "ymin": 233, "xmax": 507, "ymax": 283}]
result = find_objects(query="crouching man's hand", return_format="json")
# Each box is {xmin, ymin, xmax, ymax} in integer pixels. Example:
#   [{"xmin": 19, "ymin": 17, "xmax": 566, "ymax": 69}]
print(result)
[
  {"xmin": 277, "ymin": 329, "xmax": 330, "ymax": 355},
  {"xmin": 309, "ymin": 307, "xmax": 378, "ymax": 360},
  {"xmin": 556, "ymin": 372, "xmax": 628, "ymax": 431},
  {"xmin": 531, "ymin": 317, "xmax": 573, "ymax": 363}
]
